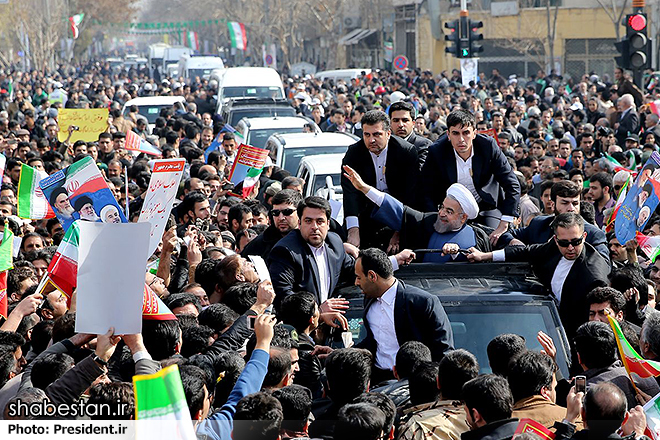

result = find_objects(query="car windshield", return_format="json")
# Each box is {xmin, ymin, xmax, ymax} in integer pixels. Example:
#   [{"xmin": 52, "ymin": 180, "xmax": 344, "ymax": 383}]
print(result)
[
  {"xmin": 188, "ymin": 68, "xmax": 217, "ymax": 79},
  {"xmin": 282, "ymin": 146, "xmax": 349, "ymax": 173},
  {"xmin": 312, "ymin": 173, "xmax": 340, "ymax": 196},
  {"xmin": 229, "ymin": 108, "xmax": 296, "ymax": 126},
  {"xmin": 223, "ymin": 86, "xmax": 284, "ymax": 100},
  {"xmin": 248, "ymin": 127, "xmax": 306, "ymax": 149},
  {"xmin": 125, "ymin": 105, "xmax": 177, "ymax": 124}
]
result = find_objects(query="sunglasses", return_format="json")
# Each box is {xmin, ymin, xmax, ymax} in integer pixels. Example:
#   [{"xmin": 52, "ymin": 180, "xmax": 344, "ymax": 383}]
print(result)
[
  {"xmin": 555, "ymin": 236, "xmax": 584, "ymax": 248},
  {"xmin": 271, "ymin": 208, "xmax": 295, "ymax": 217}
]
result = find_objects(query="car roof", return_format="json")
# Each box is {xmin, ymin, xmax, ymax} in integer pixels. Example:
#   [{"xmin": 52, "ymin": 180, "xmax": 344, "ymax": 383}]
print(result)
[
  {"xmin": 239, "ymin": 116, "xmax": 311, "ymax": 130},
  {"xmin": 271, "ymin": 132, "xmax": 358, "ymax": 149},
  {"xmin": 298, "ymin": 153, "xmax": 344, "ymax": 175},
  {"xmin": 123, "ymin": 96, "xmax": 186, "ymax": 107},
  {"xmin": 221, "ymin": 67, "xmax": 283, "ymax": 86}
]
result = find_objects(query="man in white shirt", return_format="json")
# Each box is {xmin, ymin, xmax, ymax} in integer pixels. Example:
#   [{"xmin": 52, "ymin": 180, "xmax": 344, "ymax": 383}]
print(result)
[
  {"xmin": 462, "ymin": 212, "xmax": 610, "ymax": 339},
  {"xmin": 354, "ymin": 247, "xmax": 454, "ymax": 384}
]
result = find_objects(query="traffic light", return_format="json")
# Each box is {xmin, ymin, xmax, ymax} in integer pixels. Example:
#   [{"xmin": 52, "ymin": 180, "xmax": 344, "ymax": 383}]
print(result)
[
  {"xmin": 468, "ymin": 19, "xmax": 484, "ymax": 57},
  {"xmin": 625, "ymin": 13, "xmax": 651, "ymax": 70},
  {"xmin": 614, "ymin": 39, "xmax": 630, "ymax": 69},
  {"xmin": 445, "ymin": 19, "xmax": 460, "ymax": 58}
]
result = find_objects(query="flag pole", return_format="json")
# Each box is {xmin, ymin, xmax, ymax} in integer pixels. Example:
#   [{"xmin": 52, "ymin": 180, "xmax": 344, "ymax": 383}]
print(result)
[{"xmin": 125, "ymin": 167, "xmax": 129, "ymax": 219}]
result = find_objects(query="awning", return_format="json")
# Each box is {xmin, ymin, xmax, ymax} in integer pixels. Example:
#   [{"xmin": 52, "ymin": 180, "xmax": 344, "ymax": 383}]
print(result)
[{"xmin": 339, "ymin": 28, "xmax": 377, "ymax": 46}]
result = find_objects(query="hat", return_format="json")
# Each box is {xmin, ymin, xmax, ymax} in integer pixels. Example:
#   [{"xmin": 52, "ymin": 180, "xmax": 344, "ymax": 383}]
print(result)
[
  {"xmin": 264, "ymin": 156, "xmax": 273, "ymax": 168},
  {"xmin": 264, "ymin": 181, "xmax": 282, "ymax": 198},
  {"xmin": 446, "ymin": 183, "xmax": 479, "ymax": 220},
  {"xmin": 626, "ymin": 134, "xmax": 640, "ymax": 143},
  {"xmin": 390, "ymin": 91, "xmax": 406, "ymax": 103},
  {"xmin": 15, "ymin": 129, "xmax": 29, "ymax": 136},
  {"xmin": 294, "ymin": 92, "xmax": 307, "ymax": 101},
  {"xmin": 569, "ymin": 102, "xmax": 584, "ymax": 111}
]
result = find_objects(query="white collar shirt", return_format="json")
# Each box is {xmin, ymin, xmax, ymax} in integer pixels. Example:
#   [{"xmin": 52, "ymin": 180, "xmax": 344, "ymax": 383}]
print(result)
[
  {"xmin": 369, "ymin": 146, "xmax": 389, "ymax": 192},
  {"xmin": 308, "ymin": 243, "xmax": 331, "ymax": 304},
  {"xmin": 453, "ymin": 148, "xmax": 481, "ymax": 202},
  {"xmin": 366, "ymin": 280, "xmax": 400, "ymax": 370},
  {"xmin": 550, "ymin": 257, "xmax": 575, "ymax": 303}
]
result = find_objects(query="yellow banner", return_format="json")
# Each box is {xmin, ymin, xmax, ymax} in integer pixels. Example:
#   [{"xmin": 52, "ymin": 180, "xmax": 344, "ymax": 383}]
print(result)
[{"xmin": 57, "ymin": 109, "xmax": 109, "ymax": 143}]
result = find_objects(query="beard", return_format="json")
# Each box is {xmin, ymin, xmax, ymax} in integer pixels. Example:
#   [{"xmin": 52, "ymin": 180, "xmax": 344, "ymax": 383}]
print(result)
[{"xmin": 434, "ymin": 216, "xmax": 464, "ymax": 234}]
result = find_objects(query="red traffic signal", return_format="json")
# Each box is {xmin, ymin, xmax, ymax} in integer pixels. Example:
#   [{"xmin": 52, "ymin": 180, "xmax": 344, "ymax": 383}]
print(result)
[{"xmin": 628, "ymin": 14, "xmax": 647, "ymax": 32}]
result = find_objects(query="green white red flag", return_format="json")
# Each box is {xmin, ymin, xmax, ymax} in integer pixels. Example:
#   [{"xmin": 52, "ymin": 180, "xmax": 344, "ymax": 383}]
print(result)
[
  {"xmin": 605, "ymin": 174, "xmax": 632, "ymax": 233},
  {"xmin": 636, "ymin": 232, "xmax": 660, "ymax": 262},
  {"xmin": 608, "ymin": 314, "xmax": 660, "ymax": 378},
  {"xmin": 44, "ymin": 220, "xmax": 80, "ymax": 305},
  {"xmin": 69, "ymin": 13, "xmax": 84, "ymax": 40},
  {"xmin": 133, "ymin": 364, "xmax": 196, "ymax": 440},
  {"xmin": 186, "ymin": 31, "xmax": 199, "ymax": 51},
  {"xmin": 0, "ymin": 226, "xmax": 15, "ymax": 319},
  {"xmin": 227, "ymin": 22, "xmax": 247, "ymax": 50},
  {"xmin": 17, "ymin": 164, "xmax": 55, "ymax": 220}
]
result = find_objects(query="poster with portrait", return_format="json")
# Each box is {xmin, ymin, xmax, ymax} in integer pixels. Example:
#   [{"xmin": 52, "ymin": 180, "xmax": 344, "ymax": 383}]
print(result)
[
  {"xmin": 615, "ymin": 152, "xmax": 660, "ymax": 245},
  {"xmin": 39, "ymin": 156, "xmax": 127, "ymax": 232},
  {"xmin": 138, "ymin": 159, "xmax": 186, "ymax": 257}
]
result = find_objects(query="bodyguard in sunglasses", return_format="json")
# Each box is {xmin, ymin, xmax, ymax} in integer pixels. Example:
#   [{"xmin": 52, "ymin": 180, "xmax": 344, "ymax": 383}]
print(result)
[{"xmin": 464, "ymin": 212, "xmax": 610, "ymax": 340}]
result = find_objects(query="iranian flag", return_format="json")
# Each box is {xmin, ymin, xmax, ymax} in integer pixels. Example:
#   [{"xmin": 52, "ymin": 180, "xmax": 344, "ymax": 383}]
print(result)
[
  {"xmin": 69, "ymin": 13, "xmax": 84, "ymax": 40},
  {"xmin": 133, "ymin": 365, "xmax": 196, "ymax": 440},
  {"xmin": 186, "ymin": 31, "xmax": 199, "ymax": 51},
  {"xmin": 650, "ymin": 100, "xmax": 660, "ymax": 117},
  {"xmin": 0, "ymin": 226, "xmax": 14, "ymax": 319},
  {"xmin": 125, "ymin": 130, "xmax": 161, "ymax": 156},
  {"xmin": 17, "ymin": 164, "xmax": 55, "ymax": 220},
  {"xmin": 143, "ymin": 284, "xmax": 176, "ymax": 321},
  {"xmin": 227, "ymin": 22, "xmax": 247, "ymax": 50},
  {"xmin": 636, "ymin": 232, "xmax": 660, "ymax": 262},
  {"xmin": 608, "ymin": 314, "xmax": 660, "ymax": 378},
  {"xmin": 44, "ymin": 221, "xmax": 80, "ymax": 304},
  {"xmin": 605, "ymin": 174, "xmax": 631, "ymax": 233},
  {"xmin": 242, "ymin": 167, "xmax": 263, "ymax": 198}
]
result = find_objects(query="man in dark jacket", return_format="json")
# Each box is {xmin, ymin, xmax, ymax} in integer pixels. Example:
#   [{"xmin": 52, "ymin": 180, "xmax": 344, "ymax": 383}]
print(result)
[
  {"xmin": 574, "ymin": 321, "xmax": 659, "ymax": 410},
  {"xmin": 389, "ymin": 100, "xmax": 430, "ymax": 169},
  {"xmin": 467, "ymin": 213, "xmax": 610, "ymax": 340},
  {"xmin": 417, "ymin": 108, "xmax": 520, "ymax": 240},
  {"xmin": 355, "ymin": 248, "xmax": 453, "ymax": 383},
  {"xmin": 461, "ymin": 374, "xmax": 519, "ymax": 440},
  {"xmin": 341, "ymin": 110, "xmax": 420, "ymax": 250},
  {"xmin": 241, "ymin": 189, "xmax": 302, "ymax": 260}
]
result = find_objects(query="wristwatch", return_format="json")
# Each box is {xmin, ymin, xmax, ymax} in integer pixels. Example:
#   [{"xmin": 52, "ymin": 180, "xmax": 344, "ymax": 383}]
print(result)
[{"xmin": 92, "ymin": 354, "xmax": 108, "ymax": 367}]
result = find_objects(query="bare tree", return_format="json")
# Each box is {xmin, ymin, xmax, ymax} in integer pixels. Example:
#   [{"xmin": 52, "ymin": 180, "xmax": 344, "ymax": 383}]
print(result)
[
  {"xmin": 546, "ymin": 0, "xmax": 559, "ymax": 71},
  {"xmin": 595, "ymin": 0, "xmax": 629, "ymax": 40}
]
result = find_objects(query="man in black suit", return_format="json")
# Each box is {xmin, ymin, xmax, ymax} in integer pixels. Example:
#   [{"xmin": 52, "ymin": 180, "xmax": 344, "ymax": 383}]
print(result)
[
  {"xmin": 268, "ymin": 196, "xmax": 414, "ymax": 310},
  {"xmin": 341, "ymin": 110, "xmax": 420, "ymax": 250},
  {"xmin": 388, "ymin": 101, "xmax": 430, "ymax": 169},
  {"xmin": 502, "ymin": 180, "xmax": 610, "ymax": 264},
  {"xmin": 614, "ymin": 93, "xmax": 640, "ymax": 148},
  {"xmin": 355, "ymin": 248, "xmax": 454, "ymax": 382},
  {"xmin": 417, "ymin": 108, "xmax": 520, "ymax": 244},
  {"xmin": 466, "ymin": 213, "xmax": 610, "ymax": 339}
]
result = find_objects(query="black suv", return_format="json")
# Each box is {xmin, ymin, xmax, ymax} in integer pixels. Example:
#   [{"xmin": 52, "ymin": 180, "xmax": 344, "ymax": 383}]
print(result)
[{"xmin": 336, "ymin": 262, "xmax": 572, "ymax": 378}]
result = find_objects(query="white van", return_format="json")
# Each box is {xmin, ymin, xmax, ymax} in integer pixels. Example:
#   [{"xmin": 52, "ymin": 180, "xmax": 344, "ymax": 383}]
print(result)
[
  {"xmin": 162, "ymin": 46, "xmax": 192, "ymax": 71},
  {"xmin": 178, "ymin": 55, "xmax": 225, "ymax": 83},
  {"xmin": 216, "ymin": 67, "xmax": 285, "ymax": 113},
  {"xmin": 315, "ymin": 68, "xmax": 371, "ymax": 83},
  {"xmin": 148, "ymin": 43, "xmax": 169, "ymax": 73}
]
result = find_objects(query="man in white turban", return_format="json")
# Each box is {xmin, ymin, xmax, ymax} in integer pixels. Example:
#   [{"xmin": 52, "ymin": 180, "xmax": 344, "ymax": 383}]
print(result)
[{"xmin": 343, "ymin": 165, "xmax": 512, "ymax": 262}]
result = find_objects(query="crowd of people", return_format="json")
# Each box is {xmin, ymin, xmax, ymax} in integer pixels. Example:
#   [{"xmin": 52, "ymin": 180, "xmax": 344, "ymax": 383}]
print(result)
[{"xmin": 0, "ymin": 60, "xmax": 658, "ymax": 440}]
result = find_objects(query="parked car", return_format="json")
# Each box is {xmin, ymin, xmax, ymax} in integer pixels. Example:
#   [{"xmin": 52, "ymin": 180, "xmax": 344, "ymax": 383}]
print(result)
[
  {"xmin": 264, "ymin": 132, "xmax": 358, "ymax": 174},
  {"xmin": 235, "ymin": 116, "xmax": 318, "ymax": 149},
  {"xmin": 215, "ymin": 67, "xmax": 285, "ymax": 114},
  {"xmin": 121, "ymin": 96, "xmax": 186, "ymax": 134},
  {"xmin": 336, "ymin": 262, "xmax": 571, "ymax": 377}
]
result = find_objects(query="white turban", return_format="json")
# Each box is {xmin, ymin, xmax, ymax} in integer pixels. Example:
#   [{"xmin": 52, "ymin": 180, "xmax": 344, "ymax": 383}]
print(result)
[{"xmin": 446, "ymin": 183, "xmax": 480, "ymax": 220}]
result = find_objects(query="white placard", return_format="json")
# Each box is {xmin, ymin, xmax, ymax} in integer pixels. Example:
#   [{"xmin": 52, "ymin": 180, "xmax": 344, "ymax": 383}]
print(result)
[
  {"xmin": 248, "ymin": 255, "xmax": 271, "ymax": 282},
  {"xmin": 460, "ymin": 58, "xmax": 479, "ymax": 87},
  {"xmin": 75, "ymin": 222, "xmax": 150, "ymax": 335},
  {"xmin": 138, "ymin": 159, "xmax": 185, "ymax": 257}
]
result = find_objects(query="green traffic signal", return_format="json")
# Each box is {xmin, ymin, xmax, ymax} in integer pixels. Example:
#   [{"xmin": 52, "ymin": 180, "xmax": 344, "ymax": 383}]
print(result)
[{"xmin": 461, "ymin": 49, "xmax": 469, "ymax": 57}]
